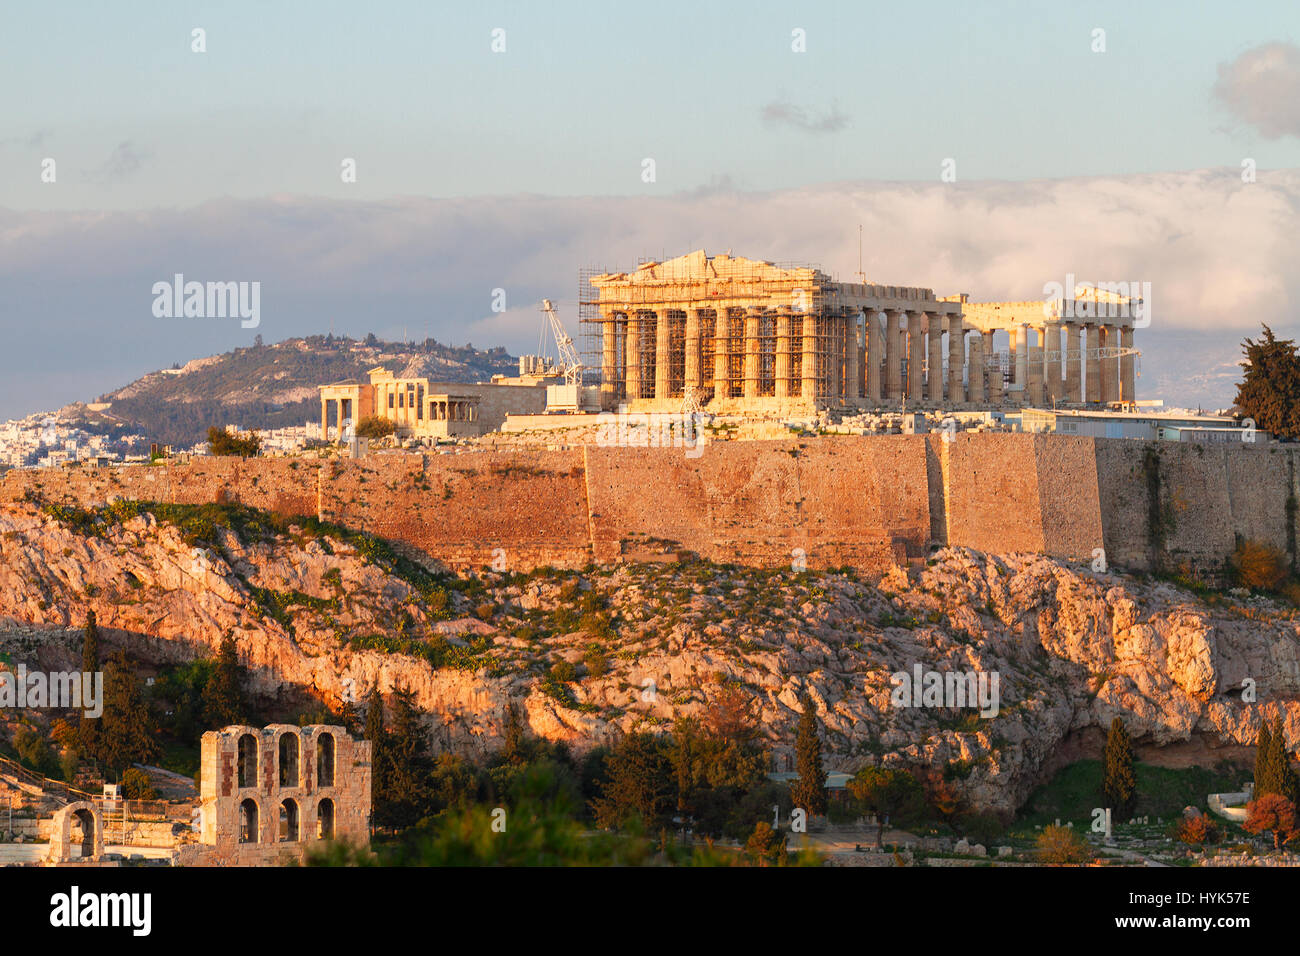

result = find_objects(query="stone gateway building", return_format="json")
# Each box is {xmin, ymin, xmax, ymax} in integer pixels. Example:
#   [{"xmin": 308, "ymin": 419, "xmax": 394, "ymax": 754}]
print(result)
[
  {"xmin": 583, "ymin": 250, "xmax": 1141, "ymax": 413},
  {"xmin": 178, "ymin": 723, "xmax": 371, "ymax": 866}
]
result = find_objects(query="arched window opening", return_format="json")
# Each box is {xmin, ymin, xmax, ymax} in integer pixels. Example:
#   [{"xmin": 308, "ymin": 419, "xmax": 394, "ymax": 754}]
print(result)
[
  {"xmin": 279, "ymin": 799, "xmax": 300, "ymax": 842},
  {"xmin": 239, "ymin": 799, "xmax": 259, "ymax": 843},
  {"xmin": 317, "ymin": 733, "xmax": 335, "ymax": 788},
  {"xmin": 237, "ymin": 734, "xmax": 258, "ymax": 789},
  {"xmin": 317, "ymin": 798, "xmax": 335, "ymax": 840},
  {"xmin": 279, "ymin": 733, "xmax": 300, "ymax": 788}
]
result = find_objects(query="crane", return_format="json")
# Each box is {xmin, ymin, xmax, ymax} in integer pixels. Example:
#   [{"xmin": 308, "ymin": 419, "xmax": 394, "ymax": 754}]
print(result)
[{"xmin": 540, "ymin": 298, "xmax": 583, "ymax": 386}]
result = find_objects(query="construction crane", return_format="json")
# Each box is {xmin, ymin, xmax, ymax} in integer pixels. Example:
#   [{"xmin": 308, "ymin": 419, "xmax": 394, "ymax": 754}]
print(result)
[{"xmin": 540, "ymin": 298, "xmax": 583, "ymax": 386}]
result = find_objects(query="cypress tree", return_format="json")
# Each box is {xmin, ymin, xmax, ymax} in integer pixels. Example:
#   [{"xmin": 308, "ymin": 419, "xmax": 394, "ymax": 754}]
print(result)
[
  {"xmin": 1263, "ymin": 716, "xmax": 1299, "ymax": 804},
  {"xmin": 364, "ymin": 688, "xmax": 392, "ymax": 826},
  {"xmin": 502, "ymin": 699, "xmax": 527, "ymax": 765},
  {"xmin": 201, "ymin": 635, "xmax": 244, "ymax": 729},
  {"xmin": 1254, "ymin": 720, "xmax": 1273, "ymax": 796},
  {"xmin": 1102, "ymin": 716, "xmax": 1137, "ymax": 816},
  {"xmin": 77, "ymin": 611, "xmax": 102, "ymax": 762},
  {"xmin": 790, "ymin": 693, "xmax": 827, "ymax": 817},
  {"xmin": 99, "ymin": 651, "xmax": 161, "ymax": 778}
]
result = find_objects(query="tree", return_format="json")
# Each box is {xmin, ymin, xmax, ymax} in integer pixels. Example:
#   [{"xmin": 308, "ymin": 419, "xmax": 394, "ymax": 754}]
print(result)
[
  {"xmin": 207, "ymin": 426, "xmax": 261, "ymax": 457},
  {"xmin": 1102, "ymin": 716, "xmax": 1137, "ymax": 817},
  {"xmin": 1255, "ymin": 716, "xmax": 1298, "ymax": 803},
  {"xmin": 364, "ymin": 689, "xmax": 391, "ymax": 826},
  {"xmin": 354, "ymin": 415, "xmax": 396, "ymax": 440},
  {"xmin": 380, "ymin": 685, "xmax": 433, "ymax": 828},
  {"xmin": 1235, "ymin": 325, "xmax": 1300, "ymax": 440},
  {"xmin": 99, "ymin": 651, "xmax": 161, "ymax": 778},
  {"xmin": 1244, "ymin": 793, "xmax": 1297, "ymax": 850},
  {"xmin": 201, "ymin": 636, "xmax": 244, "ymax": 729},
  {"xmin": 790, "ymin": 694, "xmax": 827, "ymax": 817},
  {"xmin": 1255, "ymin": 720, "xmax": 1274, "ymax": 796},
  {"xmin": 77, "ymin": 611, "xmax": 102, "ymax": 761},
  {"xmin": 501, "ymin": 700, "xmax": 527, "ymax": 765},
  {"xmin": 590, "ymin": 732, "xmax": 673, "ymax": 830},
  {"xmin": 744, "ymin": 821, "xmax": 788, "ymax": 866},
  {"xmin": 848, "ymin": 766, "xmax": 924, "ymax": 849},
  {"xmin": 1036, "ymin": 824, "xmax": 1094, "ymax": 864},
  {"xmin": 1231, "ymin": 540, "xmax": 1288, "ymax": 591}
]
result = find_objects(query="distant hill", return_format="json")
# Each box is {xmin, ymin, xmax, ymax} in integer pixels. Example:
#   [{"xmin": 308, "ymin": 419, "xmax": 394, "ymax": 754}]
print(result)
[{"xmin": 57, "ymin": 335, "xmax": 518, "ymax": 448}]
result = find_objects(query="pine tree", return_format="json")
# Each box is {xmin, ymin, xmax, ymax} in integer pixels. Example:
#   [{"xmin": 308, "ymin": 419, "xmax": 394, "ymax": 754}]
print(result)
[
  {"xmin": 99, "ymin": 651, "xmax": 161, "ymax": 778},
  {"xmin": 1235, "ymin": 325, "xmax": 1300, "ymax": 440},
  {"xmin": 77, "ymin": 611, "xmax": 102, "ymax": 763},
  {"xmin": 790, "ymin": 693, "xmax": 827, "ymax": 817},
  {"xmin": 201, "ymin": 635, "xmax": 244, "ymax": 729},
  {"xmin": 1102, "ymin": 716, "xmax": 1137, "ymax": 816},
  {"xmin": 590, "ymin": 732, "xmax": 673, "ymax": 830},
  {"xmin": 381, "ymin": 685, "xmax": 432, "ymax": 828}
]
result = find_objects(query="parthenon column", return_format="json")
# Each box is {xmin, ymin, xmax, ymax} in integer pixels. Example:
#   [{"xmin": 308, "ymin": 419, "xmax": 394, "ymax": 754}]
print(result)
[
  {"xmin": 1085, "ymin": 323, "xmax": 1101, "ymax": 403},
  {"xmin": 1014, "ymin": 325, "xmax": 1028, "ymax": 403},
  {"xmin": 1065, "ymin": 321, "xmax": 1082, "ymax": 403},
  {"xmin": 948, "ymin": 314, "xmax": 965, "ymax": 404},
  {"xmin": 320, "ymin": 398, "xmax": 328, "ymax": 440},
  {"xmin": 1100, "ymin": 323, "xmax": 1120, "ymax": 404},
  {"xmin": 1044, "ymin": 321, "xmax": 1061, "ymax": 404},
  {"xmin": 866, "ymin": 311, "xmax": 883, "ymax": 402},
  {"xmin": 743, "ymin": 307, "xmax": 761, "ymax": 399},
  {"xmin": 685, "ymin": 309, "xmax": 702, "ymax": 396},
  {"xmin": 968, "ymin": 331, "xmax": 985, "ymax": 404},
  {"xmin": 907, "ymin": 312, "xmax": 924, "ymax": 401},
  {"xmin": 927, "ymin": 313, "xmax": 943, "ymax": 403},
  {"xmin": 625, "ymin": 312, "xmax": 642, "ymax": 401},
  {"xmin": 827, "ymin": 310, "xmax": 842, "ymax": 401},
  {"xmin": 1027, "ymin": 326, "xmax": 1044, "ymax": 406},
  {"xmin": 801, "ymin": 311, "xmax": 819, "ymax": 400},
  {"xmin": 984, "ymin": 330, "xmax": 1002, "ymax": 403},
  {"xmin": 714, "ymin": 309, "xmax": 730, "ymax": 400},
  {"xmin": 602, "ymin": 316, "xmax": 619, "ymax": 409},
  {"xmin": 653, "ymin": 309, "xmax": 670, "ymax": 400},
  {"xmin": 1120, "ymin": 325, "xmax": 1136, "ymax": 403},
  {"xmin": 774, "ymin": 310, "xmax": 791, "ymax": 399},
  {"xmin": 886, "ymin": 310, "xmax": 904, "ymax": 400},
  {"xmin": 845, "ymin": 309, "xmax": 860, "ymax": 401}
]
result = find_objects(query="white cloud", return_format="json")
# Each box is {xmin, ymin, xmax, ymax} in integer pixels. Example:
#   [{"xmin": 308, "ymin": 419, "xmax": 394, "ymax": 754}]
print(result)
[{"xmin": 1213, "ymin": 42, "xmax": 1300, "ymax": 139}]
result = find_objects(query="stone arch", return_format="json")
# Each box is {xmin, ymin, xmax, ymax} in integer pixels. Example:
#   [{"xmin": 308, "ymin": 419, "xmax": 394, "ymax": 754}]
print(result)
[
  {"xmin": 278, "ymin": 731, "xmax": 300, "ymax": 788},
  {"xmin": 317, "ymin": 732, "xmax": 335, "ymax": 788},
  {"xmin": 47, "ymin": 801, "xmax": 104, "ymax": 863},
  {"xmin": 237, "ymin": 733, "xmax": 258, "ymax": 789},
  {"xmin": 316, "ymin": 797, "xmax": 335, "ymax": 840},
  {"xmin": 239, "ymin": 798, "xmax": 260, "ymax": 843},
  {"xmin": 279, "ymin": 798, "xmax": 300, "ymax": 842}
]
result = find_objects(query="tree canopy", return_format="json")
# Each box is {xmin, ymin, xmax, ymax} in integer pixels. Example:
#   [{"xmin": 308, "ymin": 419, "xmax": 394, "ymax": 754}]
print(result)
[{"xmin": 1235, "ymin": 325, "xmax": 1300, "ymax": 439}]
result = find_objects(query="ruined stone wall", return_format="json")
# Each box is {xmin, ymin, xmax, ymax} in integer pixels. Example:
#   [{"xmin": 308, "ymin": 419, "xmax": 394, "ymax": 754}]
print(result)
[{"xmin": 3, "ymin": 436, "xmax": 1297, "ymax": 577}]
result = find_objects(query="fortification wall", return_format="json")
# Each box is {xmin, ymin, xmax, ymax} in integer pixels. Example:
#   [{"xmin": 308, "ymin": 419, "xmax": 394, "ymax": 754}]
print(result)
[{"xmin": 2, "ymin": 436, "xmax": 1295, "ymax": 577}]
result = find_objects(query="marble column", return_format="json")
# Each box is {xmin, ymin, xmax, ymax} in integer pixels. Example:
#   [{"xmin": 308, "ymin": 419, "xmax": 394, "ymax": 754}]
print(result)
[
  {"xmin": 625, "ymin": 313, "xmax": 642, "ymax": 400},
  {"xmin": 1121, "ymin": 325, "xmax": 1136, "ymax": 403},
  {"xmin": 1085, "ymin": 324, "xmax": 1101, "ymax": 403},
  {"xmin": 927, "ymin": 313, "xmax": 944, "ymax": 403},
  {"xmin": 968, "ymin": 331, "xmax": 985, "ymax": 405},
  {"xmin": 866, "ymin": 310, "xmax": 883, "ymax": 402},
  {"xmin": 984, "ymin": 330, "xmax": 1002, "ymax": 403},
  {"xmin": 907, "ymin": 312, "xmax": 924, "ymax": 401},
  {"xmin": 1065, "ymin": 321, "xmax": 1082, "ymax": 403},
  {"xmin": 948, "ymin": 314, "xmax": 965, "ymax": 404},
  {"xmin": 1027, "ymin": 326, "xmax": 1044, "ymax": 406},
  {"xmin": 602, "ymin": 317, "xmax": 619, "ymax": 409},
  {"xmin": 774, "ymin": 310, "xmax": 791, "ymax": 399},
  {"xmin": 654, "ymin": 310, "xmax": 670, "ymax": 400},
  {"xmin": 685, "ymin": 309, "xmax": 702, "ymax": 396},
  {"xmin": 714, "ymin": 309, "xmax": 730, "ymax": 400},
  {"xmin": 1014, "ymin": 325, "xmax": 1029, "ymax": 402},
  {"xmin": 845, "ymin": 309, "xmax": 861, "ymax": 401},
  {"xmin": 743, "ymin": 307, "xmax": 761, "ymax": 399},
  {"xmin": 1044, "ymin": 321, "xmax": 1062, "ymax": 404},
  {"xmin": 801, "ymin": 311, "xmax": 819, "ymax": 400},
  {"xmin": 1100, "ymin": 324, "xmax": 1120, "ymax": 404},
  {"xmin": 886, "ymin": 310, "xmax": 904, "ymax": 400}
]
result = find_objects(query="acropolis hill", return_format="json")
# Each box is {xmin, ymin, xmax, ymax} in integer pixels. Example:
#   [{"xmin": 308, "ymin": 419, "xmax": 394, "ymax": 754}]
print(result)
[{"xmin": 3, "ymin": 433, "xmax": 1295, "ymax": 582}]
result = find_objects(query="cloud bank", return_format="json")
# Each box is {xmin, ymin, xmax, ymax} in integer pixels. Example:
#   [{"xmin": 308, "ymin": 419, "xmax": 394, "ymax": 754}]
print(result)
[
  {"xmin": 1, "ymin": 166, "xmax": 1296, "ymax": 417},
  {"xmin": 1213, "ymin": 42, "xmax": 1300, "ymax": 139}
]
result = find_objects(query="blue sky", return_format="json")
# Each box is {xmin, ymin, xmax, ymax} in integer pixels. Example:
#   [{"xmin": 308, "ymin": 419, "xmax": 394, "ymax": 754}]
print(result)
[
  {"xmin": 3, "ymin": 0, "xmax": 1299, "ymax": 208},
  {"xmin": 2, "ymin": 1, "xmax": 1299, "ymax": 417}
]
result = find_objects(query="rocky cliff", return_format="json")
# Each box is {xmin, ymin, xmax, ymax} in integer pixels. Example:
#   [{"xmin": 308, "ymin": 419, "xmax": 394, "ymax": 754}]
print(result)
[{"xmin": 1, "ymin": 499, "xmax": 1296, "ymax": 814}]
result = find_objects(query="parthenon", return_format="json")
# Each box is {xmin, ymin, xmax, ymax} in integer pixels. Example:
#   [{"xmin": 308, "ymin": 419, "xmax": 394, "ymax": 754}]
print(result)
[{"xmin": 583, "ymin": 250, "xmax": 1140, "ymax": 413}]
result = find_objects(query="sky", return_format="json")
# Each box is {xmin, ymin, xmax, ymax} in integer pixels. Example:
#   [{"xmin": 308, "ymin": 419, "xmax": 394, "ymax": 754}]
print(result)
[{"xmin": 2, "ymin": 0, "xmax": 1299, "ymax": 416}]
